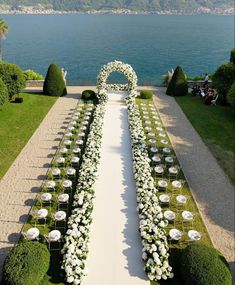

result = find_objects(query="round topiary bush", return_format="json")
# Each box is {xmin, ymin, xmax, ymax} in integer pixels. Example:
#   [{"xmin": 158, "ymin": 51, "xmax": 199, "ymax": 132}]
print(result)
[
  {"xmin": 180, "ymin": 243, "xmax": 232, "ymax": 285},
  {"xmin": 0, "ymin": 62, "xmax": 26, "ymax": 99},
  {"xmin": 140, "ymin": 90, "xmax": 153, "ymax": 99},
  {"xmin": 166, "ymin": 66, "xmax": 188, "ymax": 96},
  {"xmin": 81, "ymin": 89, "xmax": 96, "ymax": 100},
  {"xmin": 0, "ymin": 77, "xmax": 9, "ymax": 105},
  {"xmin": 43, "ymin": 63, "xmax": 67, "ymax": 97},
  {"xmin": 3, "ymin": 241, "xmax": 50, "ymax": 285},
  {"xmin": 212, "ymin": 62, "xmax": 235, "ymax": 105}
]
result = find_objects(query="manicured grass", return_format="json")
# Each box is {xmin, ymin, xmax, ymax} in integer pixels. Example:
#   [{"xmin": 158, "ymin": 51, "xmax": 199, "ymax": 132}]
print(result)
[
  {"xmin": 175, "ymin": 94, "xmax": 235, "ymax": 185},
  {"xmin": 136, "ymin": 98, "xmax": 212, "ymax": 285},
  {"xmin": 0, "ymin": 93, "xmax": 57, "ymax": 180},
  {"xmin": 22, "ymin": 103, "xmax": 95, "ymax": 285}
]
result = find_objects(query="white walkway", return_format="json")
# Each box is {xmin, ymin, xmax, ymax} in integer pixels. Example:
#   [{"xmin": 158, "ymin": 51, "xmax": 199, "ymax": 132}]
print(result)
[{"xmin": 83, "ymin": 92, "xmax": 148, "ymax": 285}]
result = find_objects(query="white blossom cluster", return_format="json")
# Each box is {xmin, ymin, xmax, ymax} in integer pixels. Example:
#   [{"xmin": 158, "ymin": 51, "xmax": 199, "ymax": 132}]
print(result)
[
  {"xmin": 97, "ymin": 60, "xmax": 138, "ymax": 103},
  {"xmin": 62, "ymin": 103, "xmax": 106, "ymax": 285},
  {"xmin": 126, "ymin": 96, "xmax": 174, "ymax": 281}
]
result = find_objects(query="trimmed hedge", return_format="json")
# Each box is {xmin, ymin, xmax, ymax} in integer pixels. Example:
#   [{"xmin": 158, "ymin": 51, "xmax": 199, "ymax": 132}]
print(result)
[
  {"xmin": 24, "ymin": 69, "xmax": 44, "ymax": 80},
  {"xmin": 180, "ymin": 243, "xmax": 232, "ymax": 285},
  {"xmin": 0, "ymin": 77, "xmax": 8, "ymax": 105},
  {"xmin": 166, "ymin": 66, "xmax": 188, "ymax": 96},
  {"xmin": 81, "ymin": 89, "xmax": 96, "ymax": 100},
  {"xmin": 230, "ymin": 47, "xmax": 235, "ymax": 64},
  {"xmin": 3, "ymin": 241, "xmax": 50, "ymax": 285},
  {"xmin": 212, "ymin": 62, "xmax": 235, "ymax": 105},
  {"xmin": 43, "ymin": 64, "xmax": 67, "ymax": 97},
  {"xmin": 140, "ymin": 90, "xmax": 153, "ymax": 99},
  {"xmin": 0, "ymin": 62, "xmax": 26, "ymax": 99},
  {"xmin": 227, "ymin": 80, "xmax": 235, "ymax": 109}
]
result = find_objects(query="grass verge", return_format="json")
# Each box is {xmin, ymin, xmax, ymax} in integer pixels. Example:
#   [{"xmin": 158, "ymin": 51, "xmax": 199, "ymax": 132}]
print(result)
[
  {"xmin": 21, "ymin": 102, "xmax": 95, "ymax": 285},
  {"xmin": 0, "ymin": 93, "xmax": 57, "ymax": 180},
  {"xmin": 175, "ymin": 94, "xmax": 235, "ymax": 185},
  {"xmin": 136, "ymin": 97, "xmax": 212, "ymax": 285}
]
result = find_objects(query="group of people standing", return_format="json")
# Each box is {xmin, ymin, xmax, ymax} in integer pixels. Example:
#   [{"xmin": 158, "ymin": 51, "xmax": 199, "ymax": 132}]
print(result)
[{"xmin": 191, "ymin": 74, "xmax": 216, "ymax": 105}]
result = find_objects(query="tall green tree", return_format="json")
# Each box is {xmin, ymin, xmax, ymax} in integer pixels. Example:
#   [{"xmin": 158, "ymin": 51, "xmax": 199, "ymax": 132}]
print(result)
[
  {"xmin": 43, "ymin": 63, "xmax": 67, "ymax": 96},
  {"xmin": 166, "ymin": 66, "xmax": 188, "ymax": 96},
  {"xmin": 0, "ymin": 18, "xmax": 8, "ymax": 61}
]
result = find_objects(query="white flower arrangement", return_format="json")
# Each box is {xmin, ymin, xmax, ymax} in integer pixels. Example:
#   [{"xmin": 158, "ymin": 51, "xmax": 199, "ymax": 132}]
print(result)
[
  {"xmin": 97, "ymin": 60, "xmax": 138, "ymax": 103},
  {"xmin": 126, "ymin": 97, "xmax": 174, "ymax": 281},
  {"xmin": 62, "ymin": 60, "xmax": 172, "ymax": 283},
  {"xmin": 62, "ymin": 102, "xmax": 106, "ymax": 285}
]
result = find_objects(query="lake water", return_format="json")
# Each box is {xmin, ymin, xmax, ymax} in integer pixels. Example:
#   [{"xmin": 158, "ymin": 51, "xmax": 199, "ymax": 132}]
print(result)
[{"xmin": 1, "ymin": 14, "xmax": 234, "ymax": 85}]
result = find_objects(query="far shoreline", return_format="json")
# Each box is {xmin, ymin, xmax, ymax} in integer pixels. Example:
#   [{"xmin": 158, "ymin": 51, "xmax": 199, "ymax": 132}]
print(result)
[{"xmin": 0, "ymin": 7, "xmax": 234, "ymax": 16}]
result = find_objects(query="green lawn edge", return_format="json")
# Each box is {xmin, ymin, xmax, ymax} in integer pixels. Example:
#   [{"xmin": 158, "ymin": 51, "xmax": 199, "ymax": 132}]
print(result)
[
  {"xmin": 136, "ymin": 97, "xmax": 212, "ymax": 285},
  {"xmin": 0, "ymin": 93, "xmax": 58, "ymax": 180},
  {"xmin": 175, "ymin": 94, "xmax": 235, "ymax": 185}
]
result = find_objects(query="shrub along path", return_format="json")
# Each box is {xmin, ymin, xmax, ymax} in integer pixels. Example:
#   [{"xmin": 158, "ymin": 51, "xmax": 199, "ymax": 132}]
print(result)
[
  {"xmin": 150, "ymin": 86, "xmax": 235, "ymax": 278},
  {"xmin": 83, "ymin": 92, "xmax": 149, "ymax": 285},
  {"xmin": 0, "ymin": 90, "xmax": 78, "ymax": 280}
]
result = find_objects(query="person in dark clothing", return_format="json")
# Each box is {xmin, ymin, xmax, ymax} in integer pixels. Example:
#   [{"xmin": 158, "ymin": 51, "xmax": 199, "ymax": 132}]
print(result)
[
  {"xmin": 192, "ymin": 83, "xmax": 200, "ymax": 96},
  {"xmin": 205, "ymin": 89, "xmax": 215, "ymax": 105},
  {"xmin": 203, "ymin": 83, "xmax": 209, "ymax": 95}
]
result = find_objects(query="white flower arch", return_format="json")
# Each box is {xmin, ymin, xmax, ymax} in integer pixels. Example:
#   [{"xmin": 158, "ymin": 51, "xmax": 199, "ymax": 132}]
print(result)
[{"xmin": 97, "ymin": 60, "xmax": 138, "ymax": 103}]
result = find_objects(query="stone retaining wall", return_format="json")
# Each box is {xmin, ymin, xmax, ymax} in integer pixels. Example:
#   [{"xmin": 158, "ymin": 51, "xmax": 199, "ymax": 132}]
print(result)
[
  {"xmin": 26, "ymin": 80, "xmax": 44, "ymax": 88},
  {"xmin": 26, "ymin": 81, "xmax": 212, "ymax": 89},
  {"xmin": 187, "ymin": 80, "xmax": 212, "ymax": 88}
]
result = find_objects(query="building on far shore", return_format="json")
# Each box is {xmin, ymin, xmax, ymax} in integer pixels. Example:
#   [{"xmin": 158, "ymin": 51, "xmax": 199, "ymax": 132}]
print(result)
[{"xmin": 0, "ymin": 5, "xmax": 234, "ymax": 15}]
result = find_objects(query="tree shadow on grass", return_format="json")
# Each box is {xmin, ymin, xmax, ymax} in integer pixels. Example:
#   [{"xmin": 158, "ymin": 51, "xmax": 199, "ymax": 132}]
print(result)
[{"xmin": 46, "ymin": 252, "xmax": 65, "ymax": 284}]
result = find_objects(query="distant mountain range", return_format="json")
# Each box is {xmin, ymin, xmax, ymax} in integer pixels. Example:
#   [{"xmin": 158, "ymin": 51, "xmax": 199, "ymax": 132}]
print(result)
[{"xmin": 0, "ymin": 0, "xmax": 233, "ymax": 11}]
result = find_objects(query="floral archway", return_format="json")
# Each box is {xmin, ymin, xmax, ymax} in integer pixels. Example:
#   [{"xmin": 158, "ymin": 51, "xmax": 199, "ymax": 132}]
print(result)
[{"xmin": 97, "ymin": 60, "xmax": 138, "ymax": 103}]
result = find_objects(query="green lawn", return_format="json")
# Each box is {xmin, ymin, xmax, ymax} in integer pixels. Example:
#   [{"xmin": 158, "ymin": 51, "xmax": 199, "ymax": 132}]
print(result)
[
  {"xmin": 175, "ymin": 94, "xmax": 235, "ymax": 185},
  {"xmin": 0, "ymin": 93, "xmax": 57, "ymax": 179}
]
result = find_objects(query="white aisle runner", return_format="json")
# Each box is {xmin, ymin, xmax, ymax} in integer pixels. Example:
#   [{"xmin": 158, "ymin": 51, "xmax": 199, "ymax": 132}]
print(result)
[{"xmin": 83, "ymin": 92, "xmax": 149, "ymax": 285}]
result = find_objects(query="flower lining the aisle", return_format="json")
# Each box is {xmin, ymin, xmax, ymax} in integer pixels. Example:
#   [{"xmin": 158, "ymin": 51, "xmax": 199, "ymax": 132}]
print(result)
[
  {"xmin": 62, "ymin": 61, "xmax": 172, "ymax": 284},
  {"xmin": 126, "ymin": 94, "xmax": 173, "ymax": 281},
  {"xmin": 62, "ymin": 103, "xmax": 106, "ymax": 284}
]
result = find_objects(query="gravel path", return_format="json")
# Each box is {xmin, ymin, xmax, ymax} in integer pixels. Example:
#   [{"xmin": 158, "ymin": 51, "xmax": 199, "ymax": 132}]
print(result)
[
  {"xmin": 83, "ymin": 92, "xmax": 148, "ymax": 285},
  {"xmin": 152, "ymin": 87, "xmax": 235, "ymax": 278},
  {"xmin": 0, "ymin": 90, "xmax": 79, "ymax": 279}
]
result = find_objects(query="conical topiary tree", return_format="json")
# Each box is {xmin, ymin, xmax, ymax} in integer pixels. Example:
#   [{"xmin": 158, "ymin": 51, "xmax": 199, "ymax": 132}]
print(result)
[
  {"xmin": 43, "ymin": 63, "xmax": 67, "ymax": 96},
  {"xmin": 166, "ymin": 66, "xmax": 188, "ymax": 96}
]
